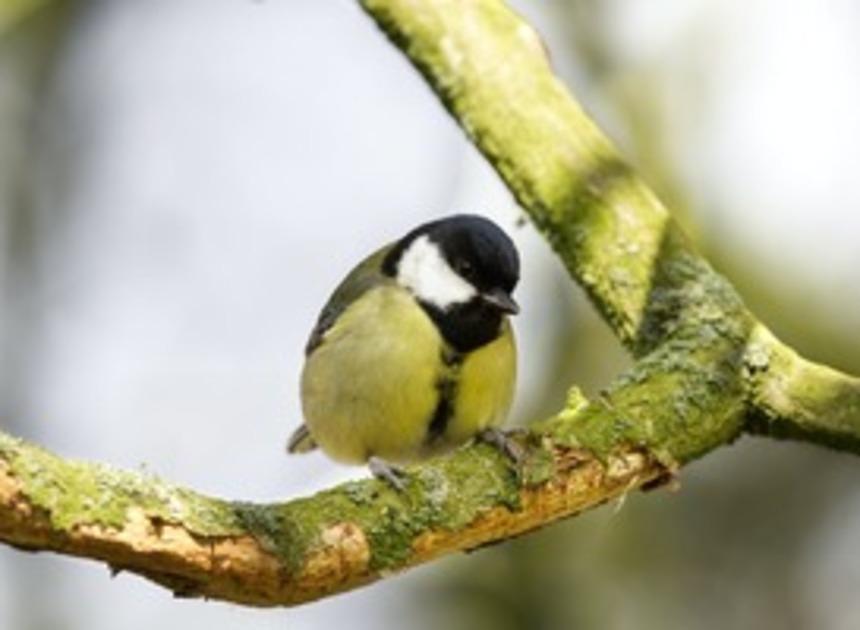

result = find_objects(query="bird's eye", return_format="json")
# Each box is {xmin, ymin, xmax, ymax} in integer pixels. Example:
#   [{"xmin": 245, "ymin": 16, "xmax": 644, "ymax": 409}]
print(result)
[{"xmin": 455, "ymin": 259, "xmax": 473, "ymax": 277}]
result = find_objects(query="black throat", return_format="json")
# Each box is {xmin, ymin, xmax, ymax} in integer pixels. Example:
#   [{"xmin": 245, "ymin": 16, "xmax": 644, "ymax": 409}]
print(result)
[{"xmin": 420, "ymin": 298, "xmax": 504, "ymax": 354}]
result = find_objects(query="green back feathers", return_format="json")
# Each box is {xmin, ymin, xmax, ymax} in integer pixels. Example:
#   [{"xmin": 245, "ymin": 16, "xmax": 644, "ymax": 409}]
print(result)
[{"xmin": 304, "ymin": 245, "xmax": 393, "ymax": 355}]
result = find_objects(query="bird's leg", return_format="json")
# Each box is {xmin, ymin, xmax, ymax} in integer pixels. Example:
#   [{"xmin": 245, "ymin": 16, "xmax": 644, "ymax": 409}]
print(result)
[
  {"xmin": 477, "ymin": 427, "xmax": 525, "ymax": 465},
  {"xmin": 368, "ymin": 456, "xmax": 409, "ymax": 491}
]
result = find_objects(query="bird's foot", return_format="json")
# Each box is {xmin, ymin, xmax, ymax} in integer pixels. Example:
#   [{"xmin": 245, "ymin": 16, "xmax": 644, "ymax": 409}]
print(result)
[
  {"xmin": 368, "ymin": 456, "xmax": 408, "ymax": 491},
  {"xmin": 477, "ymin": 427, "xmax": 525, "ymax": 465}
]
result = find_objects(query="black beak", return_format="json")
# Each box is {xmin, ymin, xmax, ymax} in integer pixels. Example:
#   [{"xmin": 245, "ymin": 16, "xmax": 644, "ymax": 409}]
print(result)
[{"xmin": 482, "ymin": 288, "xmax": 520, "ymax": 315}]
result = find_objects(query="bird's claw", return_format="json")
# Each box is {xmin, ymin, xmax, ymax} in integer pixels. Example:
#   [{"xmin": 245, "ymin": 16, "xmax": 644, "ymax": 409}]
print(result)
[
  {"xmin": 368, "ymin": 456, "xmax": 408, "ymax": 491},
  {"xmin": 477, "ymin": 427, "xmax": 525, "ymax": 465}
]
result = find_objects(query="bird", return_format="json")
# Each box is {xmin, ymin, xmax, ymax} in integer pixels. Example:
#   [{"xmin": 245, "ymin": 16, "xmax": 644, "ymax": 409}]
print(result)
[{"xmin": 286, "ymin": 214, "xmax": 520, "ymax": 488}]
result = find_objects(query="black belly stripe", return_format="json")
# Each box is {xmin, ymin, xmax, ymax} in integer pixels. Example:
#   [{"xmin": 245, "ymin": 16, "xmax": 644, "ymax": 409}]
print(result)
[{"xmin": 426, "ymin": 348, "xmax": 463, "ymax": 443}]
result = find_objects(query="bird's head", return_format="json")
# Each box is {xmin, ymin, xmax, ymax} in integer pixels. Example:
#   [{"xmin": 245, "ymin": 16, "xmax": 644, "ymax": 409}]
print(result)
[{"xmin": 383, "ymin": 214, "xmax": 520, "ymax": 351}]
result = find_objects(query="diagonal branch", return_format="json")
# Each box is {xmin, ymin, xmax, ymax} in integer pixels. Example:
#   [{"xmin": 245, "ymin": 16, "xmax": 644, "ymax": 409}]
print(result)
[{"xmin": 1, "ymin": 0, "xmax": 858, "ymax": 609}]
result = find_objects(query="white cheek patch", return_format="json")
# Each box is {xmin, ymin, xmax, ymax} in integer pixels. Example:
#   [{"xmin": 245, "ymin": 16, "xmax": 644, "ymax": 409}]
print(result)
[{"xmin": 397, "ymin": 235, "xmax": 476, "ymax": 310}]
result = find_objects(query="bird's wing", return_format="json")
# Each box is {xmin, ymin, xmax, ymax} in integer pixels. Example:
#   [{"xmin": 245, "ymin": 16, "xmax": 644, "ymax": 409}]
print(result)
[{"xmin": 304, "ymin": 244, "xmax": 394, "ymax": 355}]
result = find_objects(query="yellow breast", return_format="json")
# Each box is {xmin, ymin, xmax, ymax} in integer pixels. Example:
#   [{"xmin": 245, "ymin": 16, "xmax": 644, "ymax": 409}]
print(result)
[
  {"xmin": 443, "ymin": 318, "xmax": 516, "ymax": 446},
  {"xmin": 301, "ymin": 286, "xmax": 516, "ymax": 464}
]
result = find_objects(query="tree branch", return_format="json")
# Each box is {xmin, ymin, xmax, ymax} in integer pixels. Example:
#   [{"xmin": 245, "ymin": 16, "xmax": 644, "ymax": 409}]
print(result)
[
  {"xmin": 1, "ymin": 410, "xmax": 670, "ymax": 606},
  {"xmin": 743, "ymin": 325, "xmax": 860, "ymax": 451},
  {"xmin": 1, "ymin": 0, "xmax": 858, "ymax": 608}
]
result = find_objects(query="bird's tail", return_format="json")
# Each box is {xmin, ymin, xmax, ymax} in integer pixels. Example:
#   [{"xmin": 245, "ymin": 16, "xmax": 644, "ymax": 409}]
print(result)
[{"xmin": 286, "ymin": 424, "xmax": 317, "ymax": 454}]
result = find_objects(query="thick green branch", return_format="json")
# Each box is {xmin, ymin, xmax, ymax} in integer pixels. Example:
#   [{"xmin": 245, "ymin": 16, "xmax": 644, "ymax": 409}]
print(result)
[{"xmin": 743, "ymin": 325, "xmax": 860, "ymax": 451}]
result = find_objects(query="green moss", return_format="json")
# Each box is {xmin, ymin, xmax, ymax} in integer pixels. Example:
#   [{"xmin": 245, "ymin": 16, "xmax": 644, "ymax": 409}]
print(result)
[
  {"xmin": 544, "ymin": 284, "xmax": 750, "ymax": 466},
  {"xmin": 0, "ymin": 433, "xmax": 240, "ymax": 535},
  {"xmin": 227, "ymin": 444, "xmax": 522, "ymax": 572},
  {"xmin": 743, "ymin": 326, "xmax": 860, "ymax": 453},
  {"xmin": 520, "ymin": 444, "xmax": 556, "ymax": 487},
  {"xmin": 537, "ymin": 221, "xmax": 754, "ymax": 465}
]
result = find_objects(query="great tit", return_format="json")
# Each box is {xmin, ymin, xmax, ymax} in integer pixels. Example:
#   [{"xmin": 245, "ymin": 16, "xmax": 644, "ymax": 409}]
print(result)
[{"xmin": 287, "ymin": 214, "xmax": 520, "ymax": 488}]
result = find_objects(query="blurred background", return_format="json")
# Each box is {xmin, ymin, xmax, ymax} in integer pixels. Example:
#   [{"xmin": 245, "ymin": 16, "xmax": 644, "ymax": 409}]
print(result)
[{"xmin": 2, "ymin": 0, "xmax": 860, "ymax": 628}]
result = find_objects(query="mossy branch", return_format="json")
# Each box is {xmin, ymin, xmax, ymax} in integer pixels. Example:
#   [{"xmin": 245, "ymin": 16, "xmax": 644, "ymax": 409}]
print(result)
[
  {"xmin": 1, "ymin": 0, "xmax": 859, "ymax": 609},
  {"xmin": 1, "ymin": 395, "xmax": 673, "ymax": 607},
  {"xmin": 743, "ymin": 325, "xmax": 860, "ymax": 451}
]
